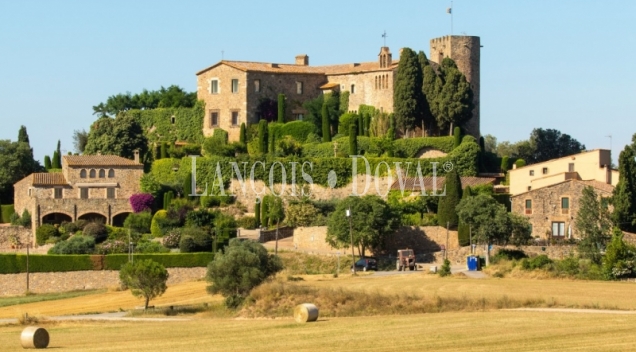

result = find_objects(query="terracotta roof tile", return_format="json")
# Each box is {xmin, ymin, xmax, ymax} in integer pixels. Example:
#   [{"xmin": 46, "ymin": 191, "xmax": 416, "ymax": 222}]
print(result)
[
  {"xmin": 390, "ymin": 176, "xmax": 497, "ymax": 192},
  {"xmin": 32, "ymin": 173, "xmax": 67, "ymax": 186},
  {"xmin": 197, "ymin": 60, "xmax": 398, "ymax": 76},
  {"xmin": 63, "ymin": 155, "xmax": 142, "ymax": 167}
]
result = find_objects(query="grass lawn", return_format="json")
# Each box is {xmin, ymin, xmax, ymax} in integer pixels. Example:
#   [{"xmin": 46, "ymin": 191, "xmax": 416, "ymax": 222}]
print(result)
[
  {"xmin": 1, "ymin": 311, "xmax": 635, "ymax": 351},
  {"xmin": 0, "ymin": 289, "xmax": 105, "ymax": 308}
]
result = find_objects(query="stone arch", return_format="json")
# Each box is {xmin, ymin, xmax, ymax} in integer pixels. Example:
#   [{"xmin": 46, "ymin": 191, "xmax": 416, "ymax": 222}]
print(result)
[
  {"xmin": 99, "ymin": 169, "xmax": 105, "ymax": 178},
  {"xmin": 112, "ymin": 212, "xmax": 132, "ymax": 227},
  {"xmin": 41, "ymin": 212, "xmax": 73, "ymax": 226},
  {"xmin": 78, "ymin": 212, "xmax": 107, "ymax": 224},
  {"xmin": 108, "ymin": 169, "xmax": 115, "ymax": 178},
  {"xmin": 89, "ymin": 169, "xmax": 96, "ymax": 178},
  {"xmin": 80, "ymin": 169, "xmax": 87, "ymax": 178}
]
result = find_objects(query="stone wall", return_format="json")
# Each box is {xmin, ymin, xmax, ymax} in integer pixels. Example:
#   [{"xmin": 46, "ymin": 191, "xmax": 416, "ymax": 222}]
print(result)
[
  {"xmin": 326, "ymin": 69, "xmax": 396, "ymax": 114},
  {"xmin": 440, "ymin": 245, "xmax": 578, "ymax": 265},
  {"xmin": 382, "ymin": 226, "xmax": 459, "ymax": 255},
  {"xmin": 0, "ymin": 225, "xmax": 31, "ymax": 250},
  {"xmin": 0, "ymin": 267, "xmax": 206, "ymax": 296},
  {"xmin": 292, "ymin": 226, "xmax": 335, "ymax": 254}
]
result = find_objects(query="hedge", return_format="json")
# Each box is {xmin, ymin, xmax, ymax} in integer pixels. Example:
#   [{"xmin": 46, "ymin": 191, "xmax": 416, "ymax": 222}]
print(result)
[
  {"xmin": 1, "ymin": 205, "xmax": 14, "ymax": 223},
  {"xmin": 0, "ymin": 253, "xmax": 215, "ymax": 274},
  {"xmin": 392, "ymin": 136, "xmax": 455, "ymax": 157},
  {"xmin": 121, "ymin": 102, "xmax": 205, "ymax": 145},
  {"xmin": 103, "ymin": 253, "xmax": 215, "ymax": 271}
]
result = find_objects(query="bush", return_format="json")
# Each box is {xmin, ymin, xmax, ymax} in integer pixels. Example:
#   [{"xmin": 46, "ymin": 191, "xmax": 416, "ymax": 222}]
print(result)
[
  {"xmin": 1, "ymin": 205, "xmax": 14, "ymax": 223},
  {"xmin": 162, "ymin": 229, "xmax": 181, "ymax": 249},
  {"xmin": 213, "ymin": 213, "xmax": 238, "ymax": 251},
  {"xmin": 36, "ymin": 224, "xmax": 59, "ymax": 246},
  {"xmin": 19, "ymin": 209, "xmax": 31, "ymax": 228},
  {"xmin": 129, "ymin": 193, "xmax": 154, "ymax": 213},
  {"xmin": 95, "ymin": 239, "xmax": 128, "ymax": 255},
  {"xmin": 48, "ymin": 235, "xmax": 96, "ymax": 254},
  {"xmin": 59, "ymin": 221, "xmax": 79, "ymax": 235},
  {"xmin": 83, "ymin": 222, "xmax": 108, "ymax": 243},
  {"xmin": 136, "ymin": 240, "xmax": 170, "ymax": 254},
  {"xmin": 151, "ymin": 210, "xmax": 168, "ymax": 237},
  {"xmin": 237, "ymin": 216, "xmax": 258, "ymax": 230},
  {"xmin": 182, "ymin": 143, "xmax": 201, "ymax": 155},
  {"xmin": 185, "ymin": 209, "xmax": 215, "ymax": 229},
  {"xmin": 278, "ymin": 121, "xmax": 315, "ymax": 142},
  {"xmin": 438, "ymin": 259, "xmax": 452, "ymax": 277},
  {"xmin": 74, "ymin": 219, "xmax": 89, "ymax": 230},
  {"xmin": 275, "ymin": 136, "xmax": 302, "ymax": 157},
  {"xmin": 179, "ymin": 228, "xmax": 212, "ymax": 253},
  {"xmin": 392, "ymin": 136, "xmax": 455, "ymax": 157},
  {"xmin": 492, "ymin": 249, "xmax": 528, "ymax": 263},
  {"xmin": 124, "ymin": 211, "xmax": 153, "ymax": 235},
  {"xmin": 338, "ymin": 113, "xmax": 358, "ymax": 136},
  {"xmin": 520, "ymin": 255, "xmax": 553, "ymax": 270}
]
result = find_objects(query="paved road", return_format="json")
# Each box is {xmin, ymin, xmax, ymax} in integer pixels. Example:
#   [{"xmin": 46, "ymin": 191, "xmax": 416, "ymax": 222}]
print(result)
[
  {"xmin": 365, "ymin": 264, "xmax": 487, "ymax": 279},
  {"xmin": 0, "ymin": 311, "xmax": 191, "ymax": 324}
]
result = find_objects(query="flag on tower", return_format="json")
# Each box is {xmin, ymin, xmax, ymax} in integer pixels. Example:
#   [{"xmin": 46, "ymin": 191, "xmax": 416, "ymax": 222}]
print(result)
[{"xmin": 447, "ymin": 7, "xmax": 452, "ymax": 14}]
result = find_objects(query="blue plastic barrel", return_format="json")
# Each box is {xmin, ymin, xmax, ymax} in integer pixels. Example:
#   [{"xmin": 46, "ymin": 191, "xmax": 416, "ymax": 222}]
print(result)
[{"xmin": 467, "ymin": 256, "xmax": 478, "ymax": 271}]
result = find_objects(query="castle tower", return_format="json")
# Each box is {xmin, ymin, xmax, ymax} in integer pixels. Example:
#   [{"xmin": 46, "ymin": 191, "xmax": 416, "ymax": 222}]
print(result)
[
  {"xmin": 378, "ymin": 47, "xmax": 392, "ymax": 68},
  {"xmin": 430, "ymin": 35, "xmax": 481, "ymax": 138}
]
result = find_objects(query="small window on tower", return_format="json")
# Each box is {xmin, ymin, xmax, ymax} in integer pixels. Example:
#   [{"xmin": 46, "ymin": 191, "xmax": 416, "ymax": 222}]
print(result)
[{"xmin": 351, "ymin": 84, "xmax": 355, "ymax": 94}]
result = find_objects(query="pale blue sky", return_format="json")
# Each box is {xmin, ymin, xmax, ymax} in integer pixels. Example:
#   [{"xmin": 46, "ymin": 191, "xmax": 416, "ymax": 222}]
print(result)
[{"xmin": 1, "ymin": 0, "xmax": 634, "ymax": 164}]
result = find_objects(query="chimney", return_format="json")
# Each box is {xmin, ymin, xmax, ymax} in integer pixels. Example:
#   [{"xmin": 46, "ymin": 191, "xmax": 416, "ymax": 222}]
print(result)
[
  {"xmin": 134, "ymin": 149, "xmax": 140, "ymax": 163},
  {"xmin": 295, "ymin": 54, "xmax": 309, "ymax": 66}
]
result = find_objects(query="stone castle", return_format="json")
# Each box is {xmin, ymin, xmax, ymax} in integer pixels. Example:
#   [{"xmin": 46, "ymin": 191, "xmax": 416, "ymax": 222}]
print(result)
[{"xmin": 196, "ymin": 35, "xmax": 481, "ymax": 141}]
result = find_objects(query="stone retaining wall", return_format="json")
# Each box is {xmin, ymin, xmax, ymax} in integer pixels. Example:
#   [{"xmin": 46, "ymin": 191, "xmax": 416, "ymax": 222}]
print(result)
[
  {"xmin": 0, "ymin": 267, "xmax": 207, "ymax": 296},
  {"xmin": 0, "ymin": 225, "xmax": 31, "ymax": 251}
]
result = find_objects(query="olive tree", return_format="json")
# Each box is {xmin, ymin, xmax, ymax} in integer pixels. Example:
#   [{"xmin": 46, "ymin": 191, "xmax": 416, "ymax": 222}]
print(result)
[{"xmin": 119, "ymin": 259, "xmax": 169, "ymax": 309}]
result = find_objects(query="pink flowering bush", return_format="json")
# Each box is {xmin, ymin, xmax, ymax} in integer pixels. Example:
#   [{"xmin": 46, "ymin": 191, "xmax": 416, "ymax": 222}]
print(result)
[
  {"xmin": 95, "ymin": 239, "xmax": 128, "ymax": 254},
  {"xmin": 129, "ymin": 193, "xmax": 154, "ymax": 213}
]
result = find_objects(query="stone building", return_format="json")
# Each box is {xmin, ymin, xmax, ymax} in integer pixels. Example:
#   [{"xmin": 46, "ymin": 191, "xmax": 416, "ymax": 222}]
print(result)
[
  {"xmin": 196, "ymin": 35, "xmax": 481, "ymax": 142},
  {"xmin": 14, "ymin": 153, "xmax": 144, "ymax": 239},
  {"xmin": 509, "ymin": 150, "xmax": 618, "ymax": 240}
]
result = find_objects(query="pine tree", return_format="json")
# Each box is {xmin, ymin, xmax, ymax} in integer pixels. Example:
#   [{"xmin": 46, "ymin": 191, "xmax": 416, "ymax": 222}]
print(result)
[
  {"xmin": 437, "ymin": 169, "xmax": 462, "ymax": 228},
  {"xmin": 453, "ymin": 126, "xmax": 462, "ymax": 148},
  {"xmin": 17, "ymin": 126, "xmax": 30, "ymax": 144},
  {"xmin": 349, "ymin": 124, "xmax": 358, "ymax": 156},
  {"xmin": 239, "ymin": 123, "xmax": 247, "ymax": 144},
  {"xmin": 457, "ymin": 186, "xmax": 473, "ymax": 247},
  {"xmin": 393, "ymin": 48, "xmax": 425, "ymax": 136},
  {"xmin": 44, "ymin": 155, "xmax": 52, "ymax": 170},
  {"xmin": 277, "ymin": 94, "xmax": 286, "ymax": 123},
  {"xmin": 612, "ymin": 143, "xmax": 636, "ymax": 232},
  {"xmin": 321, "ymin": 102, "xmax": 330, "ymax": 142},
  {"xmin": 254, "ymin": 201, "xmax": 261, "ymax": 228},
  {"xmin": 576, "ymin": 186, "xmax": 612, "ymax": 264},
  {"xmin": 258, "ymin": 120, "xmax": 268, "ymax": 154}
]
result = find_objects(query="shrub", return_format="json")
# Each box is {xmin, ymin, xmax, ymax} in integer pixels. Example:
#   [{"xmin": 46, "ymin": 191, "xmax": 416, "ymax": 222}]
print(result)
[
  {"xmin": 305, "ymin": 132, "xmax": 321, "ymax": 144},
  {"xmin": 162, "ymin": 229, "xmax": 181, "ymax": 249},
  {"xmin": 179, "ymin": 228, "xmax": 212, "ymax": 253},
  {"xmin": 438, "ymin": 259, "xmax": 452, "ymax": 277},
  {"xmin": 19, "ymin": 209, "xmax": 31, "ymax": 228},
  {"xmin": 83, "ymin": 222, "xmax": 108, "ymax": 243},
  {"xmin": 212, "ymin": 128, "xmax": 229, "ymax": 144},
  {"xmin": 239, "ymin": 123, "xmax": 247, "ymax": 144},
  {"xmin": 95, "ymin": 239, "xmax": 128, "ymax": 255},
  {"xmin": 279, "ymin": 121, "xmax": 314, "ymax": 142},
  {"xmin": 129, "ymin": 193, "xmax": 154, "ymax": 213},
  {"xmin": 9, "ymin": 212, "xmax": 20, "ymax": 226},
  {"xmin": 36, "ymin": 224, "xmax": 59, "ymax": 246},
  {"xmin": 276, "ymin": 135, "xmax": 302, "ymax": 157},
  {"xmin": 349, "ymin": 124, "xmax": 357, "ymax": 155},
  {"xmin": 492, "ymin": 249, "xmax": 528, "ymax": 263},
  {"xmin": 151, "ymin": 210, "xmax": 168, "ymax": 237},
  {"xmin": 48, "ymin": 235, "xmax": 96, "ymax": 254},
  {"xmin": 254, "ymin": 201, "xmax": 261, "ymax": 228},
  {"xmin": 338, "ymin": 113, "xmax": 358, "ymax": 136},
  {"xmin": 515, "ymin": 159, "xmax": 526, "ymax": 168},
  {"xmin": 1, "ymin": 205, "xmax": 14, "ymax": 223},
  {"xmin": 124, "ymin": 211, "xmax": 153, "ymax": 235},
  {"xmin": 258, "ymin": 120, "xmax": 268, "ymax": 154},
  {"xmin": 59, "ymin": 221, "xmax": 79, "ymax": 235},
  {"xmin": 237, "ymin": 216, "xmax": 258, "ymax": 230},
  {"xmin": 213, "ymin": 212, "xmax": 238, "ymax": 251},
  {"xmin": 136, "ymin": 240, "xmax": 170, "ymax": 254},
  {"xmin": 182, "ymin": 143, "xmax": 201, "ymax": 155},
  {"xmin": 520, "ymin": 255, "xmax": 553, "ymax": 270},
  {"xmin": 185, "ymin": 209, "xmax": 214, "ymax": 229},
  {"xmin": 74, "ymin": 219, "xmax": 89, "ymax": 230},
  {"xmin": 200, "ymin": 195, "xmax": 220, "ymax": 208},
  {"xmin": 277, "ymin": 94, "xmax": 286, "ymax": 123},
  {"xmin": 163, "ymin": 191, "xmax": 174, "ymax": 209},
  {"xmin": 453, "ymin": 126, "xmax": 462, "ymax": 148}
]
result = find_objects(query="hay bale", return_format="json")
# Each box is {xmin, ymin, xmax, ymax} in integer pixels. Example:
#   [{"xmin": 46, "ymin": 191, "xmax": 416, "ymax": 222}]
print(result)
[
  {"xmin": 294, "ymin": 303, "xmax": 319, "ymax": 323},
  {"xmin": 20, "ymin": 326, "xmax": 49, "ymax": 349}
]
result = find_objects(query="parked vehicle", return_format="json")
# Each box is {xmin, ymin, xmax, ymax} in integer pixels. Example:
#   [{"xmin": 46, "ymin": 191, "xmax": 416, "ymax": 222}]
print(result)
[
  {"xmin": 396, "ymin": 249, "xmax": 416, "ymax": 271},
  {"xmin": 351, "ymin": 257, "xmax": 378, "ymax": 272}
]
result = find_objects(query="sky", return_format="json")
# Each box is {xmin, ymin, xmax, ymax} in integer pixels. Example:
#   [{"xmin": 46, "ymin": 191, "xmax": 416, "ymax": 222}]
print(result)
[{"xmin": 1, "ymin": 0, "xmax": 635, "ymax": 165}]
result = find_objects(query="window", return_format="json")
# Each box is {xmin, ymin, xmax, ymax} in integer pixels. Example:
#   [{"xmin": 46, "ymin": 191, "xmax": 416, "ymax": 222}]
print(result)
[
  {"xmin": 231, "ymin": 111, "xmax": 239, "ymax": 126},
  {"xmin": 296, "ymin": 81, "xmax": 303, "ymax": 94},
  {"xmin": 210, "ymin": 79, "xmax": 219, "ymax": 94},
  {"xmin": 210, "ymin": 111, "xmax": 219, "ymax": 127},
  {"xmin": 552, "ymin": 222, "xmax": 566, "ymax": 237},
  {"xmin": 108, "ymin": 169, "xmax": 115, "ymax": 178},
  {"xmin": 350, "ymin": 84, "xmax": 355, "ymax": 94},
  {"xmin": 171, "ymin": 116, "xmax": 176, "ymax": 124},
  {"xmin": 54, "ymin": 188, "xmax": 63, "ymax": 199},
  {"xmin": 525, "ymin": 199, "xmax": 532, "ymax": 214},
  {"xmin": 375, "ymin": 76, "xmax": 378, "ymax": 89},
  {"xmin": 98, "ymin": 169, "xmax": 105, "ymax": 178},
  {"xmin": 542, "ymin": 167, "xmax": 548, "ymax": 175},
  {"xmin": 561, "ymin": 197, "xmax": 569, "ymax": 214},
  {"xmin": 295, "ymin": 113, "xmax": 304, "ymax": 121},
  {"xmin": 28, "ymin": 188, "xmax": 32, "ymax": 196},
  {"xmin": 527, "ymin": 186, "xmax": 531, "ymax": 191},
  {"xmin": 107, "ymin": 188, "xmax": 115, "ymax": 199},
  {"xmin": 80, "ymin": 169, "xmax": 87, "ymax": 178},
  {"xmin": 89, "ymin": 169, "xmax": 96, "ymax": 178},
  {"xmin": 254, "ymin": 79, "xmax": 260, "ymax": 92},
  {"xmin": 80, "ymin": 188, "xmax": 88, "ymax": 199},
  {"xmin": 529, "ymin": 170, "xmax": 534, "ymax": 176},
  {"xmin": 568, "ymin": 163, "xmax": 575, "ymax": 172},
  {"xmin": 231, "ymin": 79, "xmax": 239, "ymax": 93}
]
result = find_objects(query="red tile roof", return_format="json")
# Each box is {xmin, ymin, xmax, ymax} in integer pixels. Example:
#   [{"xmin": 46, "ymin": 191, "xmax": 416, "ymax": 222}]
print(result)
[
  {"xmin": 32, "ymin": 173, "xmax": 67, "ymax": 186},
  {"xmin": 63, "ymin": 155, "xmax": 142, "ymax": 167}
]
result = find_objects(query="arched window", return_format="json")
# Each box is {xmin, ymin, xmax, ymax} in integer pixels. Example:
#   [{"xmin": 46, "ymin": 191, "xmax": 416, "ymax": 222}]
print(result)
[
  {"xmin": 89, "ymin": 169, "xmax": 96, "ymax": 178},
  {"xmin": 80, "ymin": 169, "xmax": 87, "ymax": 178},
  {"xmin": 375, "ymin": 76, "xmax": 378, "ymax": 89},
  {"xmin": 98, "ymin": 169, "xmax": 105, "ymax": 178},
  {"xmin": 381, "ymin": 75, "xmax": 385, "ymax": 89},
  {"xmin": 385, "ymin": 74, "xmax": 388, "ymax": 89},
  {"xmin": 108, "ymin": 169, "xmax": 115, "ymax": 178}
]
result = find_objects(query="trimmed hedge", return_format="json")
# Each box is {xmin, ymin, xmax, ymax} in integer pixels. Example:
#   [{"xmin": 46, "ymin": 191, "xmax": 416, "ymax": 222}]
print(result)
[
  {"xmin": 393, "ymin": 136, "xmax": 455, "ymax": 157},
  {"xmin": 103, "ymin": 253, "xmax": 215, "ymax": 271},
  {"xmin": 1, "ymin": 205, "xmax": 14, "ymax": 223},
  {"xmin": 121, "ymin": 102, "xmax": 205, "ymax": 145}
]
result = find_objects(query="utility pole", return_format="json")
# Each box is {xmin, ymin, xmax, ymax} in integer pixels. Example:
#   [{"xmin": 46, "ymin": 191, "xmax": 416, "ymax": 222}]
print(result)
[
  {"xmin": 26, "ymin": 233, "xmax": 30, "ymax": 293},
  {"xmin": 445, "ymin": 221, "xmax": 449, "ymax": 260},
  {"xmin": 275, "ymin": 220, "xmax": 279, "ymax": 255},
  {"xmin": 469, "ymin": 225, "xmax": 472, "ymax": 254},
  {"xmin": 347, "ymin": 207, "xmax": 355, "ymax": 275}
]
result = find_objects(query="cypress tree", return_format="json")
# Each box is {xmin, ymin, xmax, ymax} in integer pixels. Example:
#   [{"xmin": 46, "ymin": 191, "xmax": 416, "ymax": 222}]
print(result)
[
  {"xmin": 184, "ymin": 171, "xmax": 193, "ymax": 199},
  {"xmin": 163, "ymin": 191, "xmax": 174, "ymax": 209},
  {"xmin": 261, "ymin": 198, "xmax": 269, "ymax": 228},
  {"xmin": 44, "ymin": 155, "xmax": 52, "ymax": 170},
  {"xmin": 453, "ymin": 126, "xmax": 462, "ymax": 148},
  {"xmin": 17, "ymin": 126, "xmax": 30, "ymax": 144},
  {"xmin": 51, "ymin": 151, "xmax": 60, "ymax": 169},
  {"xmin": 393, "ymin": 47, "xmax": 425, "ymax": 136},
  {"xmin": 387, "ymin": 114, "xmax": 395, "ymax": 141},
  {"xmin": 433, "ymin": 58, "xmax": 474, "ymax": 135},
  {"xmin": 364, "ymin": 113, "xmax": 371, "ymax": 137},
  {"xmin": 258, "ymin": 120, "xmax": 268, "ymax": 154},
  {"xmin": 479, "ymin": 136, "xmax": 485, "ymax": 152},
  {"xmin": 612, "ymin": 144, "xmax": 636, "ymax": 232},
  {"xmin": 321, "ymin": 102, "xmax": 330, "ymax": 142},
  {"xmin": 501, "ymin": 156, "xmax": 510, "ymax": 173},
  {"xmin": 457, "ymin": 185, "xmax": 472, "ymax": 246},
  {"xmin": 55, "ymin": 140, "xmax": 61, "ymax": 167},
  {"xmin": 269, "ymin": 132, "xmax": 276, "ymax": 154},
  {"xmin": 277, "ymin": 94, "xmax": 286, "ymax": 123},
  {"xmin": 254, "ymin": 200, "xmax": 261, "ymax": 228},
  {"xmin": 358, "ymin": 114, "xmax": 363, "ymax": 136},
  {"xmin": 349, "ymin": 124, "xmax": 358, "ymax": 156},
  {"xmin": 437, "ymin": 169, "xmax": 462, "ymax": 228},
  {"xmin": 239, "ymin": 123, "xmax": 247, "ymax": 144},
  {"xmin": 160, "ymin": 142, "xmax": 167, "ymax": 159}
]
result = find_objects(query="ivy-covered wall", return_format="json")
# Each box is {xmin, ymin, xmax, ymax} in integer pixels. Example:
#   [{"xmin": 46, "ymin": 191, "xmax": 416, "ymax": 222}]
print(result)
[{"xmin": 122, "ymin": 101, "xmax": 205, "ymax": 145}]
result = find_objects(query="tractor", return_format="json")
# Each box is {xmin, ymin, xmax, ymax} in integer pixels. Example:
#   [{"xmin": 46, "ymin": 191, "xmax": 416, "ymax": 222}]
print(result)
[{"xmin": 396, "ymin": 248, "xmax": 416, "ymax": 271}]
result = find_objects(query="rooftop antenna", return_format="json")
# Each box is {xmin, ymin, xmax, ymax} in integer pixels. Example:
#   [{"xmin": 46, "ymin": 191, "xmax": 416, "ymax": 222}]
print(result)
[
  {"xmin": 382, "ymin": 30, "xmax": 387, "ymax": 47},
  {"xmin": 447, "ymin": 1, "xmax": 453, "ymax": 35}
]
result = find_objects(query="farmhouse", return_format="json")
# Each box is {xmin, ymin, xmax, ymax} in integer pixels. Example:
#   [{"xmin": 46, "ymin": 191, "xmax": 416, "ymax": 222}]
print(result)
[{"xmin": 13, "ymin": 153, "xmax": 144, "ymax": 237}]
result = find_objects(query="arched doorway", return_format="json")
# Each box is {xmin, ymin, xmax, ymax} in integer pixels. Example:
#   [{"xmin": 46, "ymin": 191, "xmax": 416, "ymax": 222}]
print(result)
[
  {"xmin": 42, "ymin": 213, "xmax": 72, "ymax": 225},
  {"xmin": 78, "ymin": 212, "xmax": 107, "ymax": 224},
  {"xmin": 112, "ymin": 212, "xmax": 132, "ymax": 227}
]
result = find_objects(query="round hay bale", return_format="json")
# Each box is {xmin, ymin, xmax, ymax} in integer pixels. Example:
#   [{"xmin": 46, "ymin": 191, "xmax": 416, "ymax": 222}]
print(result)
[
  {"xmin": 20, "ymin": 326, "xmax": 49, "ymax": 349},
  {"xmin": 294, "ymin": 303, "xmax": 319, "ymax": 323}
]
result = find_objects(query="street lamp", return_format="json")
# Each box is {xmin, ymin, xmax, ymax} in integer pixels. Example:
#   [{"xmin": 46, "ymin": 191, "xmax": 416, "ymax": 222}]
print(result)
[{"xmin": 346, "ymin": 207, "xmax": 355, "ymax": 275}]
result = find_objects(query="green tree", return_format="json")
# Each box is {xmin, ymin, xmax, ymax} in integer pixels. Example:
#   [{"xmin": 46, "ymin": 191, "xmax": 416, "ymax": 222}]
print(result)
[
  {"xmin": 437, "ymin": 169, "xmax": 462, "ymax": 228},
  {"xmin": 453, "ymin": 126, "xmax": 462, "ymax": 148},
  {"xmin": 364, "ymin": 113, "xmax": 371, "ymax": 137},
  {"xmin": 277, "ymin": 94, "xmax": 286, "ymax": 123},
  {"xmin": 254, "ymin": 201, "xmax": 261, "ymax": 228},
  {"xmin": 239, "ymin": 123, "xmax": 247, "ymax": 144},
  {"xmin": 575, "ymin": 186, "xmax": 612, "ymax": 264},
  {"xmin": 183, "ymin": 171, "xmax": 193, "ymax": 199},
  {"xmin": 264, "ymin": 195, "xmax": 284, "ymax": 226},
  {"xmin": 55, "ymin": 140, "xmax": 61, "ymax": 166},
  {"xmin": 321, "ymin": 102, "xmax": 331, "ymax": 142},
  {"xmin": 93, "ymin": 85, "xmax": 195, "ymax": 116},
  {"xmin": 0, "ymin": 140, "xmax": 41, "ymax": 203},
  {"xmin": 206, "ymin": 239, "xmax": 283, "ymax": 308},
  {"xmin": 602, "ymin": 227, "xmax": 636, "ymax": 280},
  {"xmin": 261, "ymin": 198, "xmax": 269, "ymax": 228},
  {"xmin": 508, "ymin": 213, "xmax": 532, "ymax": 246},
  {"xmin": 51, "ymin": 151, "xmax": 60, "ymax": 169},
  {"xmin": 258, "ymin": 120, "xmax": 268, "ymax": 154},
  {"xmin": 501, "ymin": 156, "xmax": 510, "ymax": 173},
  {"xmin": 457, "ymin": 185, "xmax": 472, "ymax": 246},
  {"xmin": 17, "ymin": 126, "xmax": 30, "ymax": 144},
  {"xmin": 326, "ymin": 195, "xmax": 398, "ymax": 257},
  {"xmin": 393, "ymin": 47, "xmax": 425, "ymax": 136},
  {"xmin": 432, "ymin": 58, "xmax": 474, "ymax": 135},
  {"xmin": 84, "ymin": 113, "xmax": 149, "ymax": 160},
  {"xmin": 349, "ymin": 124, "xmax": 358, "ymax": 155},
  {"xmin": 612, "ymin": 141, "xmax": 636, "ymax": 232},
  {"xmin": 72, "ymin": 129, "xmax": 88, "ymax": 153},
  {"xmin": 119, "ymin": 259, "xmax": 169, "ymax": 310},
  {"xmin": 43, "ymin": 155, "xmax": 52, "ymax": 170},
  {"xmin": 417, "ymin": 51, "xmax": 435, "ymax": 135},
  {"xmin": 527, "ymin": 128, "xmax": 585, "ymax": 164}
]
